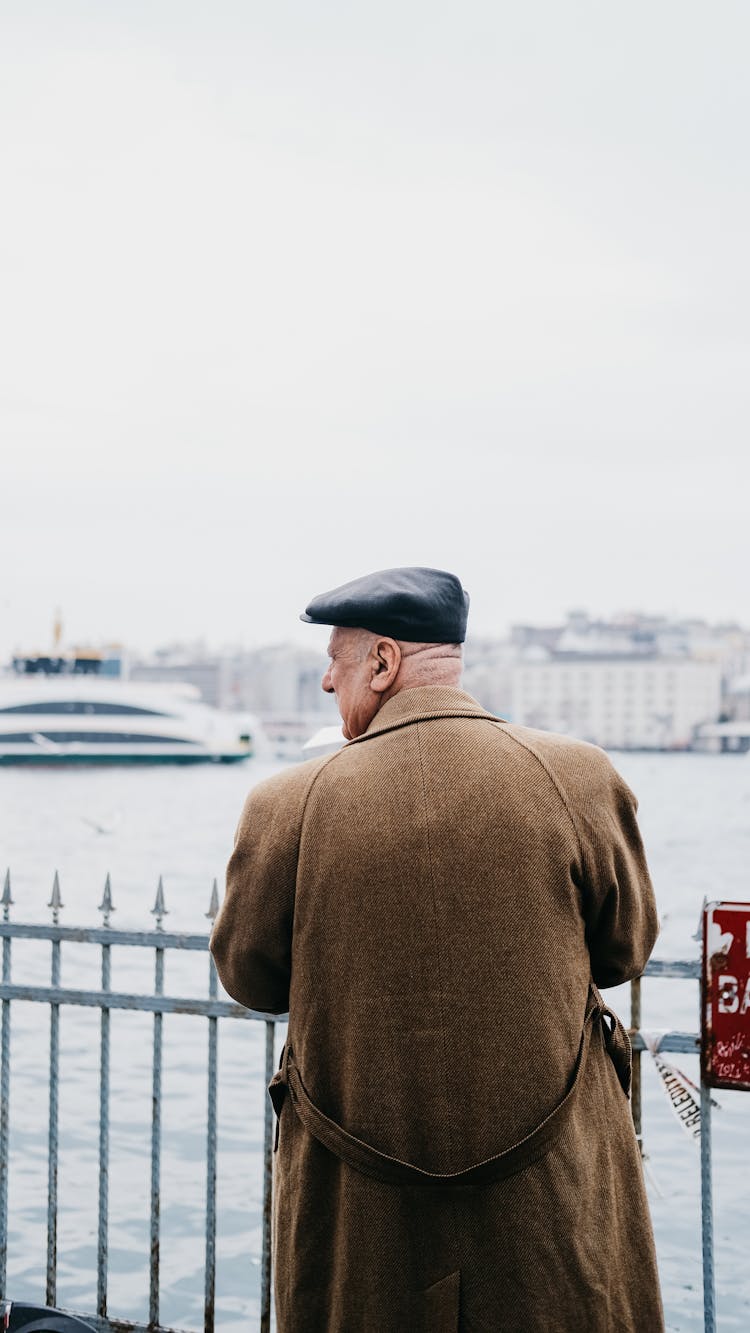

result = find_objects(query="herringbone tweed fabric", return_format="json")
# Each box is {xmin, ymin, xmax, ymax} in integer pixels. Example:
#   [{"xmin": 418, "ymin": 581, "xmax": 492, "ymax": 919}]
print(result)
[{"xmin": 211, "ymin": 686, "xmax": 664, "ymax": 1332}]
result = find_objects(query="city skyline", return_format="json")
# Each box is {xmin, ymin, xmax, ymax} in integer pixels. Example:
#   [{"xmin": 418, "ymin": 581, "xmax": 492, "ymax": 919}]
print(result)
[{"xmin": 4, "ymin": 600, "xmax": 750, "ymax": 663}]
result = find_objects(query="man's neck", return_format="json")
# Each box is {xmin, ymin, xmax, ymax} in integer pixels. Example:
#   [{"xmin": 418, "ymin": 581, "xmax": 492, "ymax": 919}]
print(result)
[{"xmin": 378, "ymin": 654, "xmax": 463, "ymax": 711}]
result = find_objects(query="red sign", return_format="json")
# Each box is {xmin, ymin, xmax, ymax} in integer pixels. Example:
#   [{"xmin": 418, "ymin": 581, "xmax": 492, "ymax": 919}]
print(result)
[{"xmin": 702, "ymin": 900, "xmax": 750, "ymax": 1090}]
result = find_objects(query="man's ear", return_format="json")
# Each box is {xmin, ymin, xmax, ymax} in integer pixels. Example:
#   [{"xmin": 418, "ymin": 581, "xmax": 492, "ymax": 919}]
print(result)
[{"xmin": 370, "ymin": 638, "xmax": 401, "ymax": 694}]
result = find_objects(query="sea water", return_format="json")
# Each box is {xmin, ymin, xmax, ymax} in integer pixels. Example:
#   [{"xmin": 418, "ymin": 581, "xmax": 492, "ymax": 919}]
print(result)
[{"xmin": 1, "ymin": 752, "xmax": 749, "ymax": 1332}]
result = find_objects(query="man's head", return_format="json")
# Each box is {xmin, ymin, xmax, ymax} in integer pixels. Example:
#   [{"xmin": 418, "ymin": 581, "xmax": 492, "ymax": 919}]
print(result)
[
  {"xmin": 303, "ymin": 567, "xmax": 469, "ymax": 739},
  {"xmin": 321, "ymin": 628, "xmax": 463, "ymax": 739}
]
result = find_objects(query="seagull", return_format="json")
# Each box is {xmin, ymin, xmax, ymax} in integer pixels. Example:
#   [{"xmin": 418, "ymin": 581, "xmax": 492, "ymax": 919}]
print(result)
[{"xmin": 80, "ymin": 812, "xmax": 122, "ymax": 836}]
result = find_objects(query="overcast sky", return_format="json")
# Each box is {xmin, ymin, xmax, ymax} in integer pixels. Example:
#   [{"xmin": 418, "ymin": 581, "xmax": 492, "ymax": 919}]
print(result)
[{"xmin": 1, "ymin": 2, "xmax": 748, "ymax": 657}]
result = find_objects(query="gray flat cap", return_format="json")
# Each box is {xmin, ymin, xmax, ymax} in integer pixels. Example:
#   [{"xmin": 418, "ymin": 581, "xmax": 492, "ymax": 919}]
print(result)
[{"xmin": 300, "ymin": 566, "xmax": 470, "ymax": 643}]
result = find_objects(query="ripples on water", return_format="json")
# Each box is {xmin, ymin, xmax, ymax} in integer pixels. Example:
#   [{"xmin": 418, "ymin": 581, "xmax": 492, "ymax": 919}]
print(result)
[{"xmin": 1, "ymin": 754, "xmax": 749, "ymax": 1331}]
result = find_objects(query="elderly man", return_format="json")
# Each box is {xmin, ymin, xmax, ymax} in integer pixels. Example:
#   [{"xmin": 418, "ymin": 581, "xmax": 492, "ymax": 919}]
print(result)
[{"xmin": 210, "ymin": 567, "xmax": 664, "ymax": 1333}]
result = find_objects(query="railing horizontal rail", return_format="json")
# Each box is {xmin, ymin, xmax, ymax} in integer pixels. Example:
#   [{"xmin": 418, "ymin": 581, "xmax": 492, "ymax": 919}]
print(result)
[
  {"xmin": 644, "ymin": 959, "xmax": 701, "ymax": 979},
  {"xmin": 0, "ymin": 926, "xmax": 702, "ymax": 978},
  {"xmin": 630, "ymin": 1030, "xmax": 698, "ymax": 1053},
  {"xmin": 0, "ymin": 984, "xmax": 279, "ymax": 1021},
  {"xmin": 0, "ymin": 982, "xmax": 698, "ymax": 1050},
  {"xmin": 0, "ymin": 924, "xmax": 210, "ymax": 950}
]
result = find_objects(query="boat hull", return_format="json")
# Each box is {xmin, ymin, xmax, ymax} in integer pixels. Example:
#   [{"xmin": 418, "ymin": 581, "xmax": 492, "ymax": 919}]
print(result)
[{"xmin": 0, "ymin": 750, "xmax": 252, "ymax": 765}]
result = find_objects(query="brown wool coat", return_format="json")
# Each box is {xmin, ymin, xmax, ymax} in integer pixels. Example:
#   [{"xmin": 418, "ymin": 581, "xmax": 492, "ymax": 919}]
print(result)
[{"xmin": 210, "ymin": 686, "xmax": 664, "ymax": 1333}]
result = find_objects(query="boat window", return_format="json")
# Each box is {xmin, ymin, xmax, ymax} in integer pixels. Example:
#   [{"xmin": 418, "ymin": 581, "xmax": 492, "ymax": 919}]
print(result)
[
  {"xmin": 0, "ymin": 702, "xmax": 172, "ymax": 717},
  {"xmin": 0, "ymin": 732, "xmax": 194, "ymax": 744}
]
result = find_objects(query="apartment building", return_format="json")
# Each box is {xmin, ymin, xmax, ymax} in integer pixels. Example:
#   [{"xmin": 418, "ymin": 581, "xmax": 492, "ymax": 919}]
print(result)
[{"xmin": 511, "ymin": 654, "xmax": 721, "ymax": 750}]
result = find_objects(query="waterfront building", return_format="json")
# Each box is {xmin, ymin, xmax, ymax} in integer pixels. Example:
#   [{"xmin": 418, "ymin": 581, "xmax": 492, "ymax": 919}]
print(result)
[
  {"xmin": 692, "ymin": 672, "xmax": 750, "ymax": 752},
  {"xmin": 511, "ymin": 610, "xmax": 750, "ymax": 680},
  {"xmin": 723, "ymin": 673, "xmax": 750, "ymax": 722},
  {"xmin": 511, "ymin": 654, "xmax": 722, "ymax": 750},
  {"xmin": 462, "ymin": 636, "xmax": 514, "ymax": 717},
  {"xmin": 129, "ymin": 650, "xmax": 229, "ymax": 709},
  {"xmin": 220, "ymin": 644, "xmax": 339, "ymax": 717},
  {"xmin": 128, "ymin": 643, "xmax": 337, "ymax": 717}
]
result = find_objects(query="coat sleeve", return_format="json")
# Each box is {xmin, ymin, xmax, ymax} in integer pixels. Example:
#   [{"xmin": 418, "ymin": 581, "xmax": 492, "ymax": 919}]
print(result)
[
  {"xmin": 210, "ymin": 765, "xmax": 316, "ymax": 1015},
  {"xmin": 564, "ymin": 747, "xmax": 660, "ymax": 989}
]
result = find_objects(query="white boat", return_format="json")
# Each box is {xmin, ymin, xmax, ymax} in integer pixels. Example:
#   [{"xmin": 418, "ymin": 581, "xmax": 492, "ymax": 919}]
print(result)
[
  {"xmin": 302, "ymin": 724, "xmax": 346, "ymax": 757},
  {"xmin": 0, "ymin": 657, "xmax": 255, "ymax": 764}
]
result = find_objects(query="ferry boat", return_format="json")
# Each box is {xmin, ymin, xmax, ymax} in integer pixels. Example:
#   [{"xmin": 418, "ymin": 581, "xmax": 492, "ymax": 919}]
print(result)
[{"xmin": 0, "ymin": 655, "xmax": 255, "ymax": 764}]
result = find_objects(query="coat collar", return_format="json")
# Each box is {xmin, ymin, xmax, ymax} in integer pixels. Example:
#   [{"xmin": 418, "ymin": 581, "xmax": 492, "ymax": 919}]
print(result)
[{"xmin": 348, "ymin": 686, "xmax": 504, "ymax": 746}]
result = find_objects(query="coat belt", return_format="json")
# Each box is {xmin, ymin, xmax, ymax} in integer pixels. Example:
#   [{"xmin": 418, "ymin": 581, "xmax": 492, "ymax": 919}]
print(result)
[{"xmin": 268, "ymin": 984, "xmax": 632, "ymax": 1188}]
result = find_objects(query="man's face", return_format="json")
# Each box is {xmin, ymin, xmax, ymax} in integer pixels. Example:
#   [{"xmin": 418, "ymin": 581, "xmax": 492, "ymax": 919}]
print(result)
[{"xmin": 321, "ymin": 628, "xmax": 380, "ymax": 740}]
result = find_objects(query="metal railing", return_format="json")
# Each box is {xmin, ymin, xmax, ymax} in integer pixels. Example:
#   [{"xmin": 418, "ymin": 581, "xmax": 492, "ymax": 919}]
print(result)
[
  {"xmin": 0, "ymin": 871, "xmax": 278, "ymax": 1333},
  {"xmin": 0, "ymin": 872, "xmax": 715, "ymax": 1332}
]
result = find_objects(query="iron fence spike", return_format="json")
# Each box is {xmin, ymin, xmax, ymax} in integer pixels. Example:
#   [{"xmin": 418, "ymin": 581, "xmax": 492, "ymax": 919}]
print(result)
[
  {"xmin": 151, "ymin": 876, "xmax": 168, "ymax": 922},
  {"xmin": 206, "ymin": 879, "xmax": 220, "ymax": 921},
  {"xmin": 99, "ymin": 873, "xmax": 114, "ymax": 923},
  {"xmin": 692, "ymin": 895, "xmax": 708, "ymax": 943},
  {"xmin": 1, "ymin": 869, "xmax": 12, "ymax": 909},
  {"xmin": 49, "ymin": 871, "xmax": 64, "ymax": 914}
]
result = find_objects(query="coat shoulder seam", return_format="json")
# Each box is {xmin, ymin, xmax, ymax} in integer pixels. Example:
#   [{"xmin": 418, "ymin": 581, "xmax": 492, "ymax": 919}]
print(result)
[
  {"xmin": 289, "ymin": 751, "xmax": 345, "ymax": 887},
  {"xmin": 295, "ymin": 748, "xmax": 343, "ymax": 822},
  {"xmin": 497, "ymin": 726, "xmax": 585, "ymax": 874}
]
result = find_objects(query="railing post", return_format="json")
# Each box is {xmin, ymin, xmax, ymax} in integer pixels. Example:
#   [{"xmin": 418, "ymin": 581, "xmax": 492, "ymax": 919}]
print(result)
[
  {"xmin": 700, "ymin": 1082, "xmax": 716, "ymax": 1332},
  {"xmin": 46, "ymin": 872, "xmax": 63, "ymax": 1307},
  {"xmin": 0, "ymin": 871, "xmax": 13, "ymax": 1300},
  {"xmin": 149, "ymin": 878, "xmax": 167, "ymax": 1328},
  {"xmin": 260, "ymin": 1020, "xmax": 275, "ymax": 1333},
  {"xmin": 204, "ymin": 881, "xmax": 219, "ymax": 1333},
  {"xmin": 700, "ymin": 933, "xmax": 717, "ymax": 1333},
  {"xmin": 630, "ymin": 974, "xmax": 642, "ymax": 1154},
  {"xmin": 97, "ymin": 875, "xmax": 114, "ymax": 1318}
]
